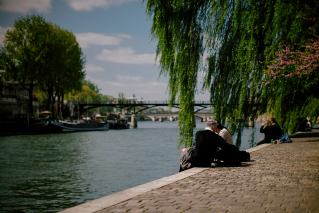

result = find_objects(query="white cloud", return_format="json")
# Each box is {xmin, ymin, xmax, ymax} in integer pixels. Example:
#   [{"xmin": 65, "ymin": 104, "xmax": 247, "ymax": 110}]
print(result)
[
  {"xmin": 65, "ymin": 0, "xmax": 138, "ymax": 11},
  {"xmin": 195, "ymin": 90, "xmax": 211, "ymax": 101},
  {"xmin": 0, "ymin": 0, "xmax": 51, "ymax": 13},
  {"xmin": 96, "ymin": 47, "xmax": 157, "ymax": 65},
  {"xmin": 116, "ymin": 75, "xmax": 143, "ymax": 82},
  {"xmin": 75, "ymin": 33, "xmax": 125, "ymax": 49},
  {"xmin": 86, "ymin": 73, "xmax": 211, "ymax": 102},
  {"xmin": 85, "ymin": 64, "xmax": 105, "ymax": 73},
  {"xmin": 0, "ymin": 26, "xmax": 11, "ymax": 45},
  {"xmin": 116, "ymin": 34, "xmax": 133, "ymax": 39},
  {"xmin": 86, "ymin": 75, "xmax": 168, "ymax": 101}
]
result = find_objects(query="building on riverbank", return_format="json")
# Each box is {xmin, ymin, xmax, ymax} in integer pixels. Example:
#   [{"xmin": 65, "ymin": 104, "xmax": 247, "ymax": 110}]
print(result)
[
  {"xmin": 0, "ymin": 81, "xmax": 42, "ymax": 119},
  {"xmin": 0, "ymin": 81, "xmax": 49, "ymax": 135}
]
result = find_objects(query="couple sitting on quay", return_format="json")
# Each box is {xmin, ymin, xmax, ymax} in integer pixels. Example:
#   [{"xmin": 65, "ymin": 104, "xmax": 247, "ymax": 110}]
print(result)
[
  {"xmin": 257, "ymin": 117, "xmax": 289, "ymax": 146},
  {"xmin": 179, "ymin": 119, "xmax": 249, "ymax": 172}
]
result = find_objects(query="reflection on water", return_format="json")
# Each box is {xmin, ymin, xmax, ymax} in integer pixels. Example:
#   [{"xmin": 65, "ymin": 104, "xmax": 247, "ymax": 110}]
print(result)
[{"xmin": 0, "ymin": 121, "xmax": 264, "ymax": 212}]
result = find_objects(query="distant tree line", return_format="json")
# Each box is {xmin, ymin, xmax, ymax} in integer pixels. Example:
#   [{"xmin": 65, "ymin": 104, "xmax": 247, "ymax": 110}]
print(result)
[{"xmin": 63, "ymin": 80, "xmax": 115, "ymax": 115}]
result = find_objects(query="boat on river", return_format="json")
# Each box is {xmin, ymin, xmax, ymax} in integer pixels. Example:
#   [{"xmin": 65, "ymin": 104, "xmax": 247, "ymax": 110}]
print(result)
[
  {"xmin": 107, "ymin": 113, "xmax": 130, "ymax": 129},
  {"xmin": 50, "ymin": 120, "xmax": 109, "ymax": 132}
]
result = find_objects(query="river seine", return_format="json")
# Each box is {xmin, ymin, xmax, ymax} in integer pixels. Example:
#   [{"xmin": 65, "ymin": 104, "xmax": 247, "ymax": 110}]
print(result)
[{"xmin": 0, "ymin": 121, "xmax": 264, "ymax": 213}]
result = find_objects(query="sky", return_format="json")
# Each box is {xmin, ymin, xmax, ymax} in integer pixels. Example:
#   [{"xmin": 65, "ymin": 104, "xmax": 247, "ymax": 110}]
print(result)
[{"xmin": 0, "ymin": 0, "xmax": 210, "ymax": 101}]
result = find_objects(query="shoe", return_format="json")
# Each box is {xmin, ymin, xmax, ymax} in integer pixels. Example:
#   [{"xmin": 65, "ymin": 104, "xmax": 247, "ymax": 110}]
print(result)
[{"xmin": 211, "ymin": 163, "xmax": 217, "ymax": 167}]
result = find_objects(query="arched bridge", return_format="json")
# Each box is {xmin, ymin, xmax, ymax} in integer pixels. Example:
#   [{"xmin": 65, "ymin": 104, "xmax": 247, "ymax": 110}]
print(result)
[
  {"xmin": 78, "ymin": 101, "xmax": 212, "ymax": 116},
  {"xmin": 137, "ymin": 112, "xmax": 214, "ymax": 122}
]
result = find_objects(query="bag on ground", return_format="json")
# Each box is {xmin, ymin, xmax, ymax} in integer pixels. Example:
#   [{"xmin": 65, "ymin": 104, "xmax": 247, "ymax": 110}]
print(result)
[
  {"xmin": 279, "ymin": 135, "xmax": 292, "ymax": 143},
  {"xmin": 213, "ymin": 145, "xmax": 242, "ymax": 167},
  {"xmin": 180, "ymin": 147, "xmax": 195, "ymax": 170},
  {"xmin": 238, "ymin": 151, "xmax": 250, "ymax": 162}
]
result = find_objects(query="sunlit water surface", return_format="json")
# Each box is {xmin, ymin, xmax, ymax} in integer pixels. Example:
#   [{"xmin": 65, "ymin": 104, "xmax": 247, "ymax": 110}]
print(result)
[{"xmin": 0, "ymin": 121, "xmax": 264, "ymax": 212}]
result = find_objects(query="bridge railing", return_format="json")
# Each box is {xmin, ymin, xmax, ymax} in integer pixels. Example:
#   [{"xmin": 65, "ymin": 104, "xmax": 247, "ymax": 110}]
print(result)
[{"xmin": 75, "ymin": 101, "xmax": 211, "ymax": 105}]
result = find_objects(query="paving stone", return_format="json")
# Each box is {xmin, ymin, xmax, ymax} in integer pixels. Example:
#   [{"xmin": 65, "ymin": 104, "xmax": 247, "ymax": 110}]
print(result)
[
  {"xmin": 266, "ymin": 206, "xmax": 287, "ymax": 212},
  {"xmin": 191, "ymin": 204, "xmax": 210, "ymax": 208},
  {"xmin": 142, "ymin": 206, "xmax": 160, "ymax": 212},
  {"xmin": 157, "ymin": 206, "xmax": 180, "ymax": 212},
  {"xmin": 208, "ymin": 206, "xmax": 228, "ymax": 212},
  {"xmin": 228, "ymin": 210, "xmax": 247, "ymax": 213},
  {"xmin": 227, "ymin": 206, "xmax": 247, "ymax": 211},
  {"xmin": 288, "ymin": 209, "xmax": 307, "ymax": 213},
  {"xmin": 245, "ymin": 206, "xmax": 267, "ymax": 213},
  {"xmin": 128, "ymin": 209, "xmax": 145, "ymax": 213},
  {"xmin": 108, "ymin": 209, "xmax": 129, "ymax": 213},
  {"xmin": 245, "ymin": 202, "xmax": 263, "ymax": 208},
  {"xmin": 175, "ymin": 205, "xmax": 191, "ymax": 212}
]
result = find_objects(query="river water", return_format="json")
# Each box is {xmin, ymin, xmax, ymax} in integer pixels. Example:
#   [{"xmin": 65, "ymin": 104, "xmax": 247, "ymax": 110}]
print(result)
[{"xmin": 0, "ymin": 121, "xmax": 264, "ymax": 213}]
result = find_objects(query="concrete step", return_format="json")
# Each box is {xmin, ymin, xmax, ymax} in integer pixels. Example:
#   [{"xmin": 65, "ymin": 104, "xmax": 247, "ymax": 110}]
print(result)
[{"xmin": 288, "ymin": 128, "xmax": 319, "ymax": 138}]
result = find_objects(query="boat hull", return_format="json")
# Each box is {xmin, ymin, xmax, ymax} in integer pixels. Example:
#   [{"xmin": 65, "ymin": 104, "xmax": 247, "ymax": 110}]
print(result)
[
  {"xmin": 50, "ymin": 121, "xmax": 109, "ymax": 132},
  {"xmin": 109, "ymin": 123, "xmax": 130, "ymax": 129}
]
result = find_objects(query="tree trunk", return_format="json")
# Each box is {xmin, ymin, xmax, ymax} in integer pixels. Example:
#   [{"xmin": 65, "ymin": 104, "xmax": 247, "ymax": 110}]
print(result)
[
  {"xmin": 61, "ymin": 93, "xmax": 64, "ymax": 119},
  {"xmin": 47, "ymin": 86, "xmax": 53, "ymax": 111},
  {"xmin": 57, "ymin": 93, "xmax": 60, "ymax": 120},
  {"xmin": 28, "ymin": 84, "xmax": 34, "ymax": 116},
  {"xmin": 51, "ymin": 92, "xmax": 56, "ymax": 119}
]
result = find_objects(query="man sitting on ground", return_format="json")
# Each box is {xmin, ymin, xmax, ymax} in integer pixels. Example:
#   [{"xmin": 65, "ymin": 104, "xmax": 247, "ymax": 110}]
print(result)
[{"xmin": 193, "ymin": 119, "xmax": 234, "ymax": 167}]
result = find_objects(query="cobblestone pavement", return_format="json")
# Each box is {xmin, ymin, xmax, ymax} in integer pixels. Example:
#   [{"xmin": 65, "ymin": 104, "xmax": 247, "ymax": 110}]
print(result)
[{"xmin": 96, "ymin": 137, "xmax": 319, "ymax": 213}]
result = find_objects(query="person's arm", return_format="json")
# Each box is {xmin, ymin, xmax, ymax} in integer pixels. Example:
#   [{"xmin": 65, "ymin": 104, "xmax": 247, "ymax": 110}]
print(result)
[
  {"xmin": 260, "ymin": 124, "xmax": 266, "ymax": 133},
  {"xmin": 217, "ymin": 134, "xmax": 234, "ymax": 151},
  {"xmin": 219, "ymin": 129, "xmax": 233, "ymax": 145},
  {"xmin": 276, "ymin": 125, "xmax": 283, "ymax": 137},
  {"xmin": 218, "ymin": 130, "xmax": 227, "ymax": 141}
]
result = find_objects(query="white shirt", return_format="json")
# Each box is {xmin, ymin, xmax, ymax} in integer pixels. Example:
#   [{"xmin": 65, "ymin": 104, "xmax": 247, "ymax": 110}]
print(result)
[
  {"xmin": 218, "ymin": 128, "xmax": 233, "ymax": 145},
  {"xmin": 205, "ymin": 127, "xmax": 214, "ymax": 132}
]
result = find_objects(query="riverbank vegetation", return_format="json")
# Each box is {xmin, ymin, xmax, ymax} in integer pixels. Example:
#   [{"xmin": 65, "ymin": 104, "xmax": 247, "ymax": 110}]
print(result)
[
  {"xmin": 65, "ymin": 80, "xmax": 115, "ymax": 115},
  {"xmin": 144, "ymin": 0, "xmax": 319, "ymax": 147},
  {"xmin": 0, "ymin": 14, "xmax": 85, "ymax": 116}
]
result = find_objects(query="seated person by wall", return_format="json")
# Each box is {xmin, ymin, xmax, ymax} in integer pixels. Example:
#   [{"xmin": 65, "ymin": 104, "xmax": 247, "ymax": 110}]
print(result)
[
  {"xmin": 214, "ymin": 121, "xmax": 233, "ymax": 145},
  {"xmin": 179, "ymin": 119, "xmax": 235, "ymax": 171},
  {"xmin": 257, "ymin": 120, "xmax": 279, "ymax": 146},
  {"xmin": 269, "ymin": 117, "xmax": 284, "ymax": 139},
  {"xmin": 298, "ymin": 118, "xmax": 312, "ymax": 131}
]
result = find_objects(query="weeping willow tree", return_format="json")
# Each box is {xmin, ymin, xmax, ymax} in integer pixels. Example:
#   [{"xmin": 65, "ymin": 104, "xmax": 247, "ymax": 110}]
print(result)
[
  {"xmin": 145, "ymin": 1, "xmax": 211, "ymax": 147},
  {"xmin": 145, "ymin": 0, "xmax": 319, "ymax": 148},
  {"xmin": 204, "ymin": 0, "xmax": 271, "ymax": 147}
]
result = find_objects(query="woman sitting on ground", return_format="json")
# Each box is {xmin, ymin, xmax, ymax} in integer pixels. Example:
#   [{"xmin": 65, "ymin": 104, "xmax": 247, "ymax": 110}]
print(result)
[
  {"xmin": 213, "ymin": 121, "xmax": 233, "ymax": 145},
  {"xmin": 269, "ymin": 117, "xmax": 284, "ymax": 139},
  {"xmin": 257, "ymin": 120, "xmax": 277, "ymax": 145}
]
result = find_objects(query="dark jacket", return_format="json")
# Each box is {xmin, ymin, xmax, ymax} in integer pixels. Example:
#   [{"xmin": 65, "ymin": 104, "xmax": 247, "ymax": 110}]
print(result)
[
  {"xmin": 273, "ymin": 124, "xmax": 283, "ymax": 139},
  {"xmin": 193, "ymin": 130, "xmax": 233, "ymax": 167},
  {"xmin": 260, "ymin": 125, "xmax": 278, "ymax": 143}
]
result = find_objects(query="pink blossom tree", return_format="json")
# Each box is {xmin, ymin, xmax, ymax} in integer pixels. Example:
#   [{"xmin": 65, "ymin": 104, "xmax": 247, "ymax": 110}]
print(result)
[
  {"xmin": 265, "ymin": 8, "xmax": 319, "ymax": 85},
  {"xmin": 265, "ymin": 36, "xmax": 319, "ymax": 85}
]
